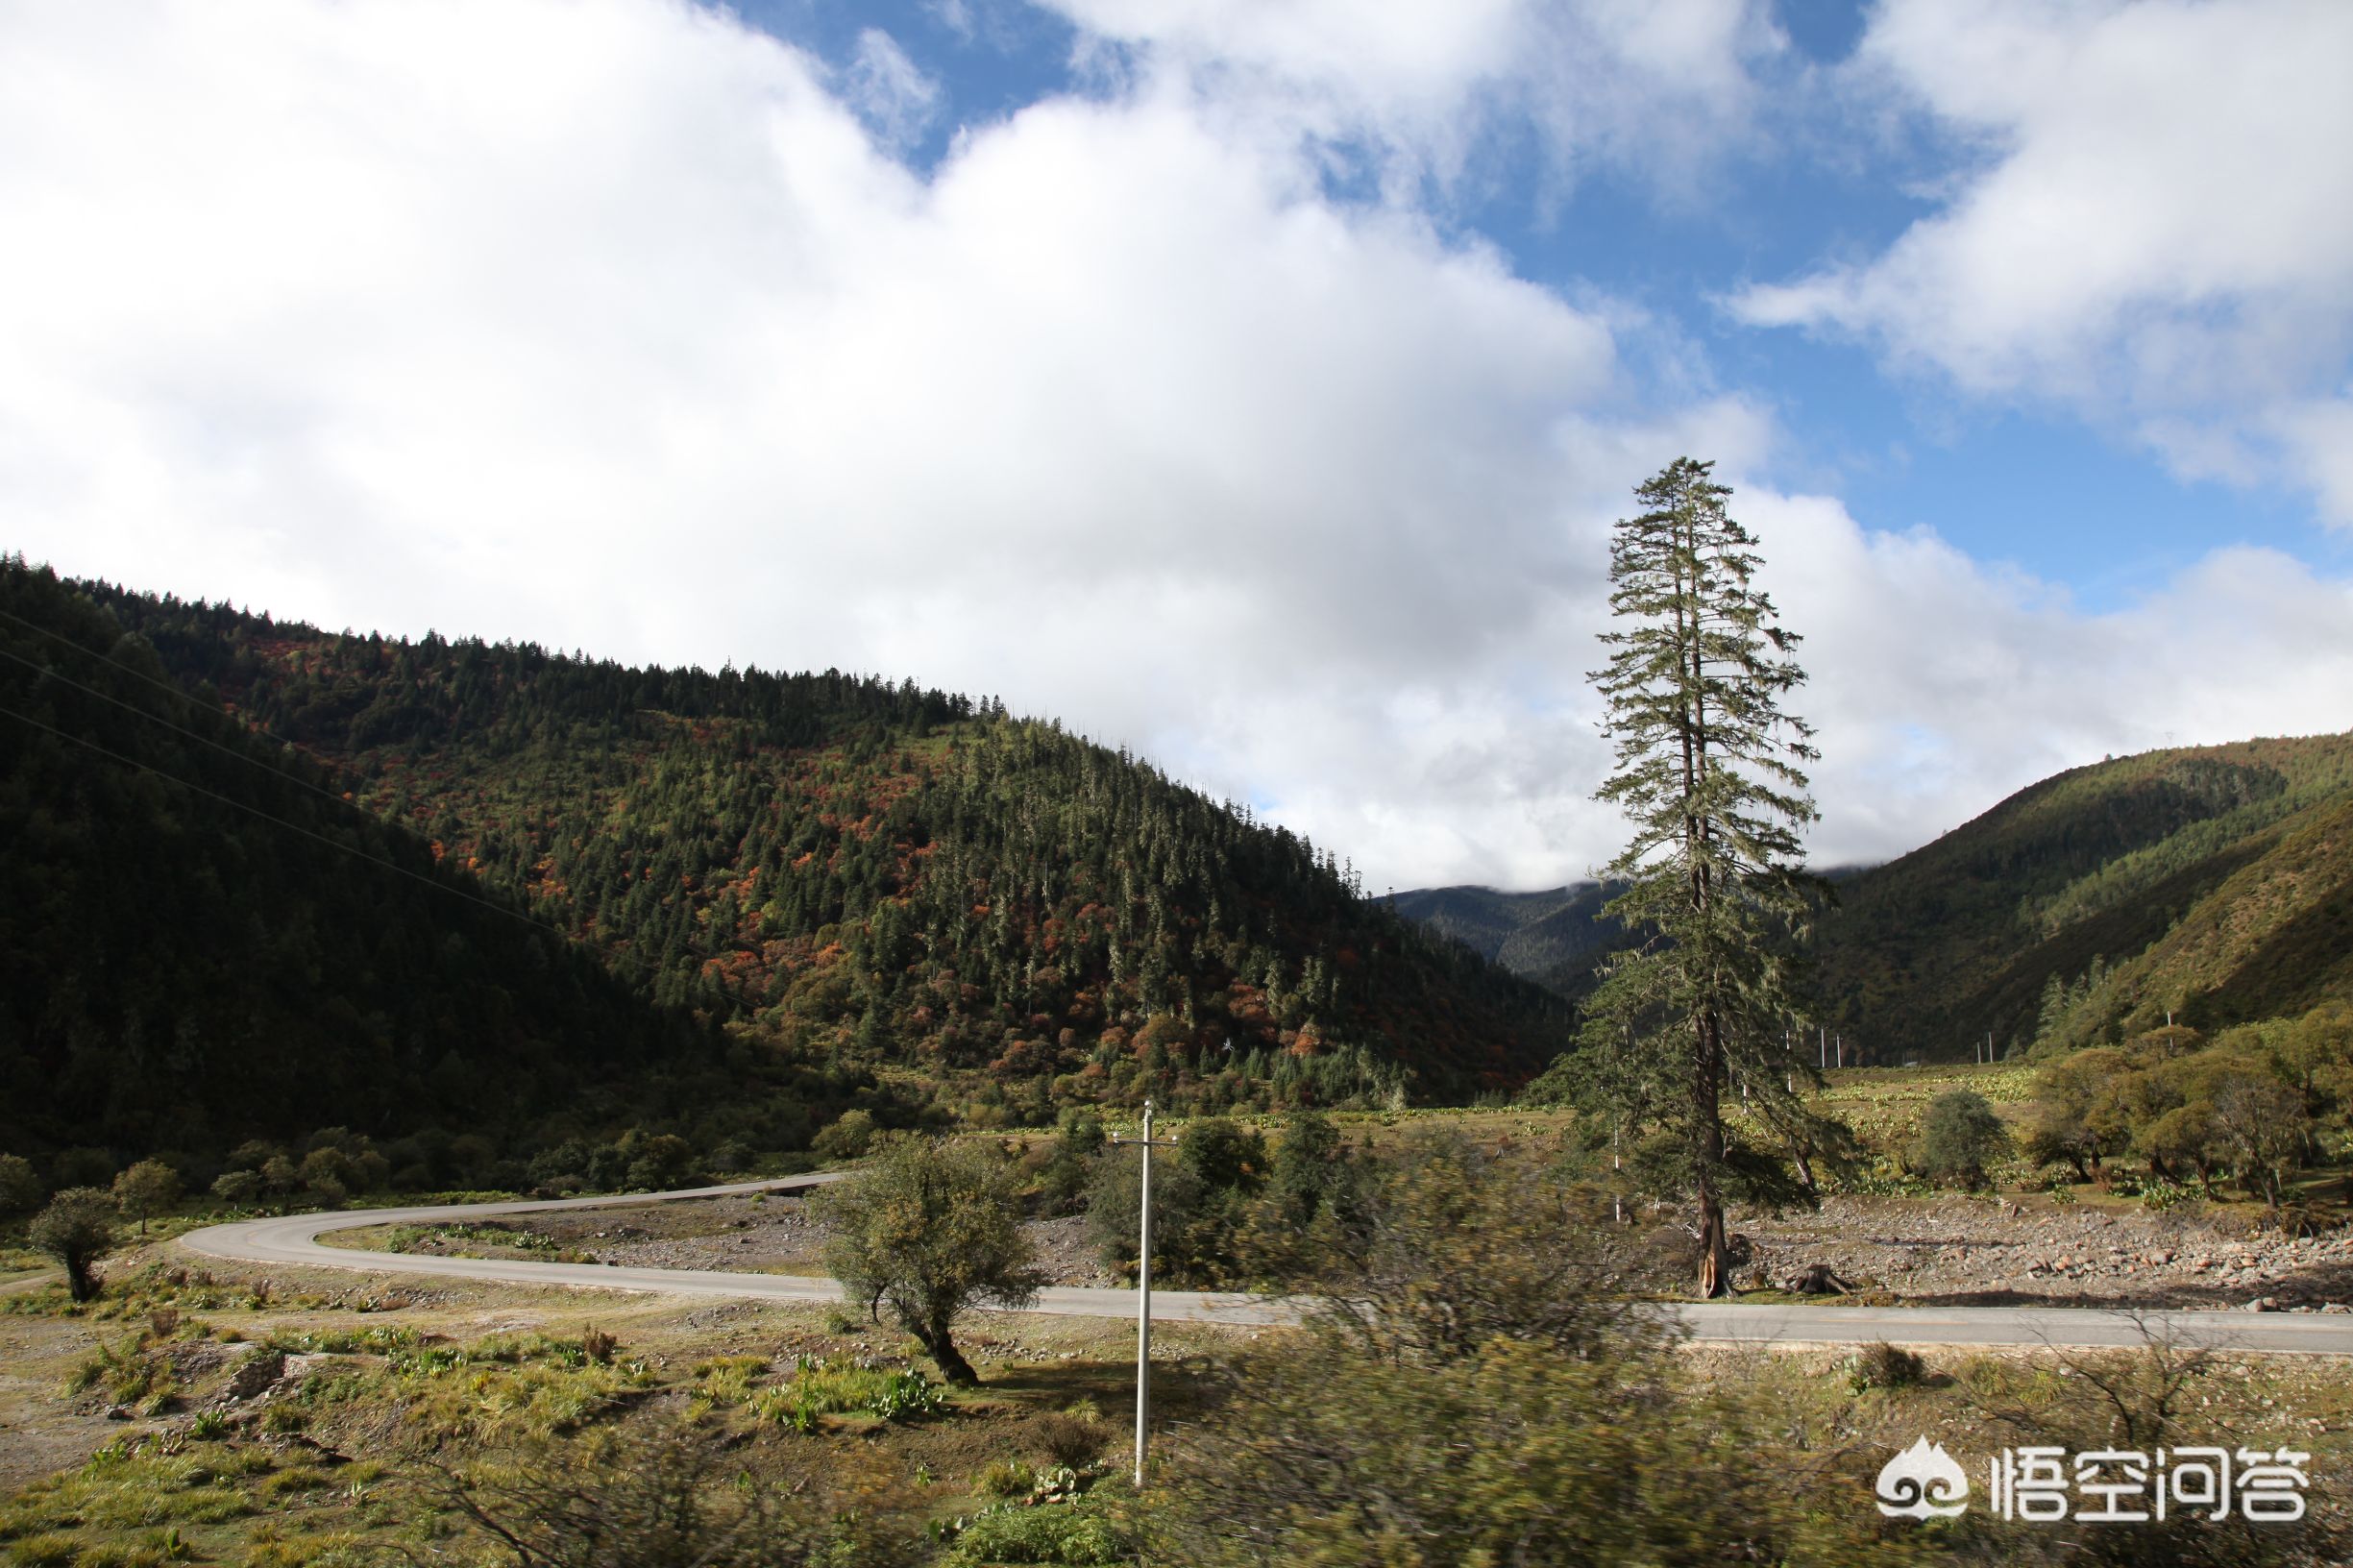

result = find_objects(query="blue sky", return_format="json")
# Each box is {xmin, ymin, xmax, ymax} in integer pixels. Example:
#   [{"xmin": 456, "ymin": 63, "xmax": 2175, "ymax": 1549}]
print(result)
[{"xmin": 3, "ymin": 0, "xmax": 2350, "ymax": 888}]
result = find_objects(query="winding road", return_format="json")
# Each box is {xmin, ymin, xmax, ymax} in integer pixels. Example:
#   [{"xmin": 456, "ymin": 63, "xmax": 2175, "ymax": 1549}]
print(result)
[{"xmin": 177, "ymin": 1178, "xmax": 2353, "ymax": 1355}]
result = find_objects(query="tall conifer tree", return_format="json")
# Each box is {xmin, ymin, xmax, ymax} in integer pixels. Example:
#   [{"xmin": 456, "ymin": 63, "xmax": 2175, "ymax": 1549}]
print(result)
[{"xmin": 1585, "ymin": 456, "xmax": 1830, "ymax": 1298}]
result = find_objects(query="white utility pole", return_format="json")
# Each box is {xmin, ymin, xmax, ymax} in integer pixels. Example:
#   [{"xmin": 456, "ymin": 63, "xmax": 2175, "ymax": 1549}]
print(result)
[
  {"xmin": 1110, "ymin": 1101, "xmax": 1177, "ymax": 1488},
  {"xmin": 1612, "ymin": 1125, "xmax": 1623, "ymax": 1226}
]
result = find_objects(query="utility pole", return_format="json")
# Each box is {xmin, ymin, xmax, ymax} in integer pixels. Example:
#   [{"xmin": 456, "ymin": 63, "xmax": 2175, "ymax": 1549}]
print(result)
[
  {"xmin": 1612, "ymin": 1125, "xmax": 1623, "ymax": 1226},
  {"xmin": 1110, "ymin": 1101, "xmax": 1177, "ymax": 1488}
]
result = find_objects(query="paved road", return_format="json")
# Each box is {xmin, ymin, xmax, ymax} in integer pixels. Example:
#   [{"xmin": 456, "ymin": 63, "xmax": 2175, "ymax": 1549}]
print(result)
[{"xmin": 177, "ymin": 1181, "xmax": 2353, "ymax": 1354}]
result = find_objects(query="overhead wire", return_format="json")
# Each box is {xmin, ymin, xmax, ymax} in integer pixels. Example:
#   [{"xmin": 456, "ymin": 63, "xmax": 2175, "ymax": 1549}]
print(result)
[
  {"xmin": 0, "ymin": 643, "xmax": 385, "ymax": 825},
  {"xmin": 0, "ymin": 696, "xmax": 563, "ymax": 938},
  {"xmin": 0, "ymin": 600, "xmax": 370, "ymax": 777}
]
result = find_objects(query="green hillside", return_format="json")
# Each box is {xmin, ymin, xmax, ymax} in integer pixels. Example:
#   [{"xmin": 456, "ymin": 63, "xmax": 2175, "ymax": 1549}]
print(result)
[
  {"xmin": 0, "ymin": 560, "xmax": 859, "ymax": 1178},
  {"xmin": 1808, "ymin": 734, "xmax": 2353, "ymax": 1062},
  {"xmin": 10, "ymin": 564, "xmax": 1567, "ymax": 1157}
]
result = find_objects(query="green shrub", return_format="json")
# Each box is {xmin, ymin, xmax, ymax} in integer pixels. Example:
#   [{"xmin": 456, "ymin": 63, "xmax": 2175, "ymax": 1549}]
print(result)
[
  {"xmin": 28, "ymin": 1188, "xmax": 118, "ymax": 1302},
  {"xmin": 812, "ymin": 1110, "xmax": 878, "ymax": 1162},
  {"xmin": 747, "ymin": 1358, "xmax": 944, "ymax": 1431},
  {"xmin": 976, "ymin": 1459, "xmax": 1038, "ymax": 1499},
  {"xmin": 945, "ymin": 1501, "xmax": 1125, "ymax": 1565},
  {"xmin": 1915, "ymin": 1090, "xmax": 2012, "ymax": 1189}
]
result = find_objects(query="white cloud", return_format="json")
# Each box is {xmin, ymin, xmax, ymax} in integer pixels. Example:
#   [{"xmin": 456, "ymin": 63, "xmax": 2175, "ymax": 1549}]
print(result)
[
  {"xmin": 2, "ymin": 0, "xmax": 2349, "ymax": 897},
  {"xmin": 844, "ymin": 28, "xmax": 944, "ymax": 153},
  {"xmin": 1734, "ymin": 0, "xmax": 2353, "ymax": 526},
  {"xmin": 1037, "ymin": 0, "xmax": 1787, "ymax": 200}
]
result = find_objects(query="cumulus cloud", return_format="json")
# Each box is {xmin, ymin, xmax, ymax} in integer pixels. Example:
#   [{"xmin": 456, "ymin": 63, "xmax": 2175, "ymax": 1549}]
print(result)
[
  {"xmin": 1, "ymin": 0, "xmax": 2348, "ymax": 895},
  {"xmin": 1733, "ymin": 0, "xmax": 2353, "ymax": 526}
]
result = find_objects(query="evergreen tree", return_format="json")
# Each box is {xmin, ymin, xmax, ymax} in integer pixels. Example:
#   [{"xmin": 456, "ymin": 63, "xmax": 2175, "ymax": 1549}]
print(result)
[{"xmin": 1582, "ymin": 456, "xmax": 1829, "ymax": 1299}]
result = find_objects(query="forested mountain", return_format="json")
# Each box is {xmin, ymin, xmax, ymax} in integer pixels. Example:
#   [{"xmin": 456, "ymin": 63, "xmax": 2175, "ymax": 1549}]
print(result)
[
  {"xmin": 1386, "ymin": 882, "xmax": 1625, "ymax": 996},
  {"xmin": 1805, "ymin": 736, "xmax": 2353, "ymax": 1062},
  {"xmin": 0, "ymin": 561, "xmax": 869, "ymax": 1180},
  {"xmin": 2, "ymin": 561, "xmax": 1567, "ymax": 1170}
]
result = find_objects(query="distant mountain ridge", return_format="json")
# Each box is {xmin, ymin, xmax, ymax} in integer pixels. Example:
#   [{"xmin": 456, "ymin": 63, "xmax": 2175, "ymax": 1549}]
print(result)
[
  {"xmin": 1386, "ymin": 882, "xmax": 1624, "ymax": 997},
  {"xmin": 1390, "ymin": 739, "xmax": 2353, "ymax": 1067},
  {"xmin": 1808, "ymin": 735, "xmax": 2353, "ymax": 1061}
]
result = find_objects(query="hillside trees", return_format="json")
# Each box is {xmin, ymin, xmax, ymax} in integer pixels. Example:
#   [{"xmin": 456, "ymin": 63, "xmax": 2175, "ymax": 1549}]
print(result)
[
  {"xmin": 30, "ymin": 559, "xmax": 1573, "ymax": 1134},
  {"xmin": 2021, "ymin": 1011, "xmax": 2344, "ymax": 1210},
  {"xmin": 1582, "ymin": 457, "xmax": 1833, "ymax": 1298},
  {"xmin": 0, "ymin": 558, "xmax": 800, "ymax": 1172}
]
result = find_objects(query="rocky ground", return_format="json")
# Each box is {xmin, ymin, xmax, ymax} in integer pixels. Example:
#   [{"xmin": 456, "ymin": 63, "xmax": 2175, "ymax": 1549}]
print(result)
[
  {"xmin": 1735, "ymin": 1193, "xmax": 2353, "ymax": 1312},
  {"xmin": 362, "ymin": 1189, "xmax": 2353, "ymax": 1311}
]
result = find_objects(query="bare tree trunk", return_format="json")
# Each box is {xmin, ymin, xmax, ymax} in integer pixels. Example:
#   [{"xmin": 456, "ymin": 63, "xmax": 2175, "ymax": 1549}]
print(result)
[
  {"xmin": 919, "ymin": 1316, "xmax": 979, "ymax": 1386},
  {"xmin": 1693, "ymin": 1012, "xmax": 1732, "ymax": 1299}
]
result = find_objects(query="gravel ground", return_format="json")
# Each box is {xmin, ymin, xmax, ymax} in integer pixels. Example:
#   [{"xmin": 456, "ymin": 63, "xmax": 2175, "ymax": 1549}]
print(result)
[
  {"xmin": 464, "ymin": 1195, "xmax": 1123, "ymax": 1287},
  {"xmin": 389, "ymin": 1190, "xmax": 2353, "ymax": 1311},
  {"xmin": 1736, "ymin": 1193, "xmax": 2353, "ymax": 1311}
]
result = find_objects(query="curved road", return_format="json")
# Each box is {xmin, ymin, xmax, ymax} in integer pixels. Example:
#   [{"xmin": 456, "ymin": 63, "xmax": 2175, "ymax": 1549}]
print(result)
[{"xmin": 178, "ymin": 1179, "xmax": 2353, "ymax": 1355}]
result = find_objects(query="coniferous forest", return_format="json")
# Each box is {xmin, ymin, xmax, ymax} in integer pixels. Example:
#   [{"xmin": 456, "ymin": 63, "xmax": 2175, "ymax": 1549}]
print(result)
[{"xmin": 0, "ymin": 559, "xmax": 1568, "ymax": 1180}]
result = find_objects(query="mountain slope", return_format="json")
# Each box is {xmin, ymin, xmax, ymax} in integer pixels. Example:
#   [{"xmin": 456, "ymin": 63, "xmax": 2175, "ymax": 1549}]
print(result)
[
  {"xmin": 38, "ymin": 567, "xmax": 1569, "ymax": 1126},
  {"xmin": 1806, "ymin": 734, "xmax": 2353, "ymax": 1061},
  {"xmin": 1386, "ymin": 883, "xmax": 1624, "ymax": 995},
  {"xmin": 0, "ymin": 560, "xmax": 842, "ymax": 1170}
]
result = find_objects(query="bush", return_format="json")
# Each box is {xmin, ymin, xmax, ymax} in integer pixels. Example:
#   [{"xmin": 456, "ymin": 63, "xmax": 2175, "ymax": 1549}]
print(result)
[
  {"xmin": 208, "ymin": 1169, "xmax": 263, "ymax": 1208},
  {"xmin": 945, "ymin": 1500, "xmax": 1126, "ymax": 1565},
  {"xmin": 1915, "ymin": 1089, "xmax": 2012, "ymax": 1188},
  {"xmin": 747, "ymin": 1358, "xmax": 946, "ymax": 1429},
  {"xmin": 1141, "ymin": 1335, "xmax": 1893, "ymax": 1565},
  {"xmin": 1845, "ymin": 1341, "xmax": 1925, "ymax": 1392},
  {"xmin": 1293, "ymin": 1131, "xmax": 1657, "ymax": 1365},
  {"xmin": 813, "ymin": 1110, "xmax": 879, "ymax": 1162},
  {"xmin": 29, "ymin": 1187, "xmax": 119, "ymax": 1301},
  {"xmin": 412, "ymin": 1427, "xmax": 920, "ymax": 1568},
  {"xmin": 1083, "ymin": 1143, "xmax": 1205, "ymax": 1279},
  {"xmin": 0, "ymin": 1152, "xmax": 42, "ymax": 1216},
  {"xmin": 1031, "ymin": 1115, "xmax": 1103, "ymax": 1215}
]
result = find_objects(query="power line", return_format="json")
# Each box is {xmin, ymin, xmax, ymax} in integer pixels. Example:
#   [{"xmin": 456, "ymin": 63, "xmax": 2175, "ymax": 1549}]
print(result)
[
  {"xmin": 0, "ymin": 698, "xmax": 564, "ymax": 938},
  {"xmin": 0, "ymin": 600, "xmax": 328, "ymax": 757},
  {"xmin": 0, "ymin": 644, "xmax": 386, "ymax": 828}
]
